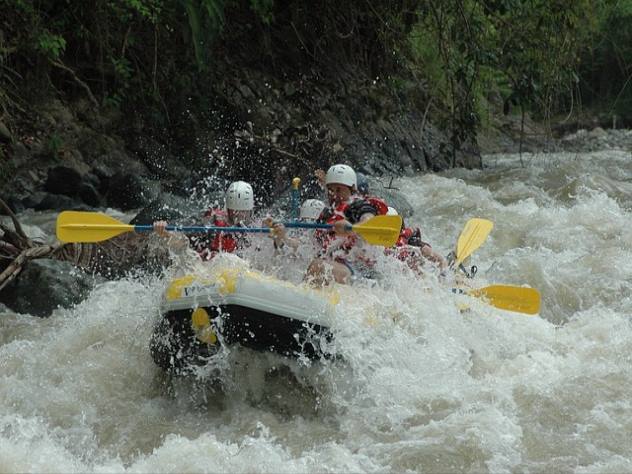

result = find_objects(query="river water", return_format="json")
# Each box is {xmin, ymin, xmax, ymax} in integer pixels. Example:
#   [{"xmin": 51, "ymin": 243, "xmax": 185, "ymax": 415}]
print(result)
[{"xmin": 1, "ymin": 150, "xmax": 631, "ymax": 473}]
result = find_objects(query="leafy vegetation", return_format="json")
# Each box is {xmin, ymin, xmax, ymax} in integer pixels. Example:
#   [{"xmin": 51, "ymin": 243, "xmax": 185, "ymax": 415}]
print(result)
[
  {"xmin": 577, "ymin": 0, "xmax": 632, "ymax": 123},
  {"xmin": 0, "ymin": 0, "xmax": 631, "ymax": 164}
]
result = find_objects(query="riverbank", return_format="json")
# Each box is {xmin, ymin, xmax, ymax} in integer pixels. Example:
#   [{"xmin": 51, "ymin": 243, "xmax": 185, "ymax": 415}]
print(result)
[{"xmin": 477, "ymin": 111, "xmax": 632, "ymax": 156}]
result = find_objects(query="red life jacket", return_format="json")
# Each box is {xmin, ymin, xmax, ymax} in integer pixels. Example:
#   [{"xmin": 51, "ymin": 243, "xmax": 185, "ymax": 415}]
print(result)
[
  {"xmin": 315, "ymin": 195, "xmax": 381, "ymax": 256},
  {"xmin": 192, "ymin": 208, "xmax": 239, "ymax": 260},
  {"xmin": 397, "ymin": 227, "xmax": 429, "ymax": 248},
  {"xmin": 315, "ymin": 200, "xmax": 357, "ymax": 255},
  {"xmin": 397, "ymin": 228, "xmax": 415, "ymax": 247},
  {"xmin": 366, "ymin": 196, "xmax": 389, "ymax": 216},
  {"xmin": 383, "ymin": 227, "xmax": 432, "ymax": 274}
]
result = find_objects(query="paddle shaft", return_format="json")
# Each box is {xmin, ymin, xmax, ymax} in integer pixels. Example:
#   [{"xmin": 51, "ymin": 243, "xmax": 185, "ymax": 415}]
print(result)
[
  {"xmin": 142, "ymin": 224, "xmax": 271, "ymax": 233},
  {"xmin": 284, "ymin": 222, "xmax": 348, "ymax": 230},
  {"xmin": 152, "ymin": 222, "xmax": 350, "ymax": 232},
  {"xmin": 60, "ymin": 221, "xmax": 344, "ymax": 234},
  {"xmin": 162, "ymin": 222, "xmax": 345, "ymax": 232}
]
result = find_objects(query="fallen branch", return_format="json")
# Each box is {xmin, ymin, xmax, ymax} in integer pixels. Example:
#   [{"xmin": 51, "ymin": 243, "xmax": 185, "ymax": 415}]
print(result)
[
  {"xmin": 49, "ymin": 59, "xmax": 100, "ymax": 108},
  {"xmin": 0, "ymin": 196, "xmax": 29, "ymax": 243}
]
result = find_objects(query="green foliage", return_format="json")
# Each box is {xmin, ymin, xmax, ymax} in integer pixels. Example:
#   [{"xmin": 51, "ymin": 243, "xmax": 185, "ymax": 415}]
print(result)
[
  {"xmin": 184, "ymin": 0, "xmax": 228, "ymax": 71},
  {"xmin": 46, "ymin": 132, "xmax": 64, "ymax": 157},
  {"xmin": 2, "ymin": 0, "xmax": 630, "ymax": 162},
  {"xmin": 122, "ymin": 0, "xmax": 163, "ymax": 21},
  {"xmin": 36, "ymin": 31, "xmax": 66, "ymax": 60},
  {"xmin": 406, "ymin": 0, "xmax": 596, "ymax": 152},
  {"xmin": 408, "ymin": 0, "xmax": 495, "ymax": 157},
  {"xmin": 408, "ymin": 25, "xmax": 447, "ymax": 99},
  {"xmin": 249, "ymin": 0, "xmax": 274, "ymax": 24},
  {"xmin": 577, "ymin": 0, "xmax": 632, "ymax": 121},
  {"xmin": 487, "ymin": 0, "xmax": 594, "ymax": 117}
]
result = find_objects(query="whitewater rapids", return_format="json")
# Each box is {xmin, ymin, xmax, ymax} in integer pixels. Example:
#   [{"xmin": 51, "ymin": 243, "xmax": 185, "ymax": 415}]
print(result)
[{"xmin": 1, "ymin": 150, "xmax": 631, "ymax": 473}]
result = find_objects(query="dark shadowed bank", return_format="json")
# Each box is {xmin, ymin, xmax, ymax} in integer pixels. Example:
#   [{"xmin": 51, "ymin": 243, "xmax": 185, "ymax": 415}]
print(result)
[
  {"xmin": 0, "ymin": 1, "xmax": 488, "ymax": 214},
  {"xmin": 1, "ymin": 0, "xmax": 626, "ymax": 213}
]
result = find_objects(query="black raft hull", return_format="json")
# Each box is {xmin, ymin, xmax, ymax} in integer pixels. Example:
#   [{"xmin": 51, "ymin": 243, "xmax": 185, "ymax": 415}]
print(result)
[{"xmin": 149, "ymin": 269, "xmax": 338, "ymax": 372}]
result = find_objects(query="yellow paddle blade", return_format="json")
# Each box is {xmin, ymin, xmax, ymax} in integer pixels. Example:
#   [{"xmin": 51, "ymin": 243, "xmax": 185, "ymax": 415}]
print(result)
[
  {"xmin": 352, "ymin": 215, "xmax": 402, "ymax": 247},
  {"xmin": 468, "ymin": 285, "xmax": 541, "ymax": 315},
  {"xmin": 56, "ymin": 211, "xmax": 134, "ymax": 243},
  {"xmin": 455, "ymin": 218, "xmax": 494, "ymax": 265}
]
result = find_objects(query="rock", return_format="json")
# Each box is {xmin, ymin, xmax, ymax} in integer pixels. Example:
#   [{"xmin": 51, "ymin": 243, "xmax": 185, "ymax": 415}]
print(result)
[
  {"xmin": 83, "ymin": 172, "xmax": 101, "ymax": 188},
  {"xmin": 238, "ymin": 84, "xmax": 255, "ymax": 100},
  {"xmin": 588, "ymin": 127, "xmax": 607, "ymax": 138},
  {"xmin": 77, "ymin": 182, "xmax": 102, "ymax": 207},
  {"xmin": 34, "ymin": 193, "xmax": 86, "ymax": 211},
  {"xmin": 45, "ymin": 166, "xmax": 83, "ymax": 196},
  {"xmin": 130, "ymin": 192, "xmax": 202, "ymax": 225},
  {"xmin": 368, "ymin": 178, "xmax": 414, "ymax": 218},
  {"xmin": 106, "ymin": 172, "xmax": 161, "ymax": 210},
  {"xmin": 91, "ymin": 164, "xmax": 114, "ymax": 195},
  {"xmin": 0, "ymin": 302, "xmax": 11, "ymax": 313},
  {"xmin": 21, "ymin": 191, "xmax": 47, "ymax": 209},
  {"xmin": 562, "ymin": 129, "xmax": 587, "ymax": 141},
  {"xmin": 92, "ymin": 163, "xmax": 114, "ymax": 181},
  {"xmin": 0, "ymin": 120, "xmax": 13, "ymax": 143},
  {"xmin": 128, "ymin": 135, "xmax": 187, "ymax": 180},
  {"xmin": 10, "ymin": 142, "xmax": 30, "ymax": 168},
  {"xmin": 0, "ymin": 195, "xmax": 25, "ymax": 214},
  {"xmin": 44, "ymin": 99, "xmax": 75, "ymax": 125},
  {"xmin": 284, "ymin": 83, "xmax": 297, "ymax": 97},
  {"xmin": 0, "ymin": 259, "xmax": 104, "ymax": 317}
]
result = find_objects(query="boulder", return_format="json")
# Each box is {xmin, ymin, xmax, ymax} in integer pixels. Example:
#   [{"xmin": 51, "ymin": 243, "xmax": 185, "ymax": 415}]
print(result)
[
  {"xmin": 44, "ymin": 166, "xmax": 83, "ymax": 196},
  {"xmin": 130, "ymin": 192, "xmax": 202, "ymax": 225},
  {"xmin": 77, "ymin": 182, "xmax": 102, "ymax": 207},
  {"xmin": 0, "ymin": 259, "xmax": 104, "ymax": 317},
  {"xmin": 20, "ymin": 192, "xmax": 48, "ymax": 209},
  {"xmin": 0, "ymin": 195, "xmax": 25, "ymax": 214},
  {"xmin": 106, "ymin": 172, "xmax": 161, "ymax": 210},
  {"xmin": 34, "ymin": 193, "xmax": 86, "ymax": 211}
]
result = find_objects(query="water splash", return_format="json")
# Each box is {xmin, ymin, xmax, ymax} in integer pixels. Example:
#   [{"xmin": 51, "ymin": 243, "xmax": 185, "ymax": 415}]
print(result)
[{"xmin": 1, "ymin": 150, "xmax": 632, "ymax": 472}]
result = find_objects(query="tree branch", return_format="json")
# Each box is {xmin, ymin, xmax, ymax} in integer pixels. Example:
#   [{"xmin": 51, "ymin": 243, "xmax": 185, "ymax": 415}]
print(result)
[
  {"xmin": 0, "ymin": 197, "xmax": 30, "ymax": 244},
  {"xmin": 49, "ymin": 59, "xmax": 100, "ymax": 108}
]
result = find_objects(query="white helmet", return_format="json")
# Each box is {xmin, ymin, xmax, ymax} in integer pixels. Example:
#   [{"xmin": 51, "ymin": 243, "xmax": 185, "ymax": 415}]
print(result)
[
  {"xmin": 386, "ymin": 206, "xmax": 398, "ymax": 216},
  {"xmin": 325, "ymin": 164, "xmax": 357, "ymax": 188},
  {"xmin": 299, "ymin": 199, "xmax": 325, "ymax": 220},
  {"xmin": 225, "ymin": 181, "xmax": 254, "ymax": 211}
]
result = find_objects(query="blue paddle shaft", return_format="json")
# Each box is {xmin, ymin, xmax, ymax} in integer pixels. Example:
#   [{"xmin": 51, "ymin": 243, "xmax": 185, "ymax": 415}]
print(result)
[
  {"xmin": 284, "ymin": 222, "xmax": 330, "ymax": 229},
  {"xmin": 285, "ymin": 221, "xmax": 352, "ymax": 231},
  {"xmin": 132, "ymin": 222, "xmax": 342, "ymax": 234},
  {"xmin": 291, "ymin": 189, "xmax": 300, "ymax": 220},
  {"xmin": 133, "ymin": 225, "xmax": 272, "ymax": 233}
]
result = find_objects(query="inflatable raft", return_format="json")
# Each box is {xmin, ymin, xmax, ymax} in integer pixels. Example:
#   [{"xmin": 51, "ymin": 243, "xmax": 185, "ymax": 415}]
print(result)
[{"xmin": 150, "ymin": 260, "xmax": 339, "ymax": 372}]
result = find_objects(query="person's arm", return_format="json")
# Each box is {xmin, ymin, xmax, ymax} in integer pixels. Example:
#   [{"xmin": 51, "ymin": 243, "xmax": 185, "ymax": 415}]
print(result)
[
  {"xmin": 408, "ymin": 229, "xmax": 447, "ymax": 269},
  {"xmin": 263, "ymin": 218, "xmax": 301, "ymax": 251},
  {"xmin": 331, "ymin": 212, "xmax": 375, "ymax": 235},
  {"xmin": 359, "ymin": 212, "xmax": 375, "ymax": 223},
  {"xmin": 333, "ymin": 199, "xmax": 377, "ymax": 234},
  {"xmin": 152, "ymin": 220, "xmax": 189, "ymax": 250},
  {"xmin": 420, "ymin": 244, "xmax": 447, "ymax": 269}
]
